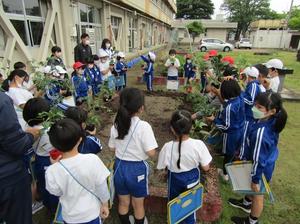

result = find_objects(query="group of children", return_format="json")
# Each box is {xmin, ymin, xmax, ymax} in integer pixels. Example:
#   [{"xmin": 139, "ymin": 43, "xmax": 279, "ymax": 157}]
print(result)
[
  {"xmin": 196, "ymin": 55, "xmax": 287, "ymax": 224},
  {"xmin": 0, "ymin": 43, "xmax": 288, "ymax": 224}
]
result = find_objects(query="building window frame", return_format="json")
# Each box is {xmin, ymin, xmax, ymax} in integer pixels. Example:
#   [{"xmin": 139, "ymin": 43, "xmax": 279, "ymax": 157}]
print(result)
[
  {"xmin": 2, "ymin": 0, "xmax": 47, "ymax": 47},
  {"xmin": 128, "ymin": 16, "xmax": 137, "ymax": 51},
  {"xmin": 111, "ymin": 16, "xmax": 122, "ymax": 41}
]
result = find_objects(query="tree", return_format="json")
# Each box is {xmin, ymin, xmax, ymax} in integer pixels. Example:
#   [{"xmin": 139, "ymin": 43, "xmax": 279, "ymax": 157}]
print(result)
[
  {"xmin": 187, "ymin": 21, "xmax": 204, "ymax": 44},
  {"xmin": 289, "ymin": 7, "xmax": 300, "ymax": 30},
  {"xmin": 176, "ymin": 0, "xmax": 214, "ymax": 19},
  {"xmin": 221, "ymin": 0, "xmax": 270, "ymax": 40},
  {"xmin": 259, "ymin": 9, "xmax": 286, "ymax": 20}
]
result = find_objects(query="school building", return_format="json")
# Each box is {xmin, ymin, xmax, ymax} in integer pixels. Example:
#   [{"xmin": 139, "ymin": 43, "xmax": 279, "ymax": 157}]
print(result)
[
  {"xmin": 0, "ymin": 0, "xmax": 176, "ymax": 70},
  {"xmin": 172, "ymin": 19, "xmax": 238, "ymax": 44},
  {"xmin": 249, "ymin": 19, "xmax": 300, "ymax": 49}
]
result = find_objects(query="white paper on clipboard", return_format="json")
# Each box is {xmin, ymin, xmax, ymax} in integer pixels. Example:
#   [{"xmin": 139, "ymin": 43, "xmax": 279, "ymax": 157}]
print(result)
[
  {"xmin": 167, "ymin": 80, "xmax": 179, "ymax": 90},
  {"xmin": 226, "ymin": 163, "xmax": 253, "ymax": 191}
]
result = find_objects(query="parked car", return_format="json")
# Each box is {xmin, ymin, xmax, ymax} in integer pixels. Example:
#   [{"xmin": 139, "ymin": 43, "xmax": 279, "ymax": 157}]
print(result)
[
  {"xmin": 198, "ymin": 38, "xmax": 234, "ymax": 52},
  {"xmin": 235, "ymin": 38, "xmax": 252, "ymax": 49}
]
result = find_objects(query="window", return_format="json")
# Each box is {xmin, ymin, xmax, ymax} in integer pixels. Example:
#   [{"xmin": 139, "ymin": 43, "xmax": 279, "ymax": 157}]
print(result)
[
  {"xmin": 213, "ymin": 39, "xmax": 223, "ymax": 44},
  {"xmin": 78, "ymin": 3, "xmax": 102, "ymax": 53},
  {"xmin": 111, "ymin": 16, "xmax": 122, "ymax": 41},
  {"xmin": 128, "ymin": 16, "xmax": 137, "ymax": 51},
  {"xmin": 2, "ymin": 0, "xmax": 47, "ymax": 46}
]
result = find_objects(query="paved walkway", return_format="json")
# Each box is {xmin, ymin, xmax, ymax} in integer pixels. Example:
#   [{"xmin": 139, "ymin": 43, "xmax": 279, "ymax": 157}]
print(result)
[{"xmin": 281, "ymin": 88, "xmax": 300, "ymax": 101}]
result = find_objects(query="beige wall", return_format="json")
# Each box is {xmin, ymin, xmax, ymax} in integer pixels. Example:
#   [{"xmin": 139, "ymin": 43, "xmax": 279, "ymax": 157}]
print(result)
[
  {"xmin": 0, "ymin": 0, "xmax": 173, "ymax": 69},
  {"xmin": 250, "ymin": 29, "xmax": 292, "ymax": 49}
]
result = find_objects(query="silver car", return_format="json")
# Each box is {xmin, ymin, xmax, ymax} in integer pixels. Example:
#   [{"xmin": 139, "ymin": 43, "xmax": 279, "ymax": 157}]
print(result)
[
  {"xmin": 198, "ymin": 38, "xmax": 234, "ymax": 52},
  {"xmin": 235, "ymin": 38, "xmax": 252, "ymax": 49}
]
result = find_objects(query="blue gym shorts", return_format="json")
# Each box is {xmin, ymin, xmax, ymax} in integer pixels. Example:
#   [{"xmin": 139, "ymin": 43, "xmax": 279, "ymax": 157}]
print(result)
[{"xmin": 114, "ymin": 158, "xmax": 149, "ymax": 198}]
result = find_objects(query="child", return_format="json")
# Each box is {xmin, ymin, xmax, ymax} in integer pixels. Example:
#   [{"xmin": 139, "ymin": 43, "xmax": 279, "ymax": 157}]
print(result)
[
  {"xmin": 141, "ymin": 52, "xmax": 156, "ymax": 91},
  {"xmin": 85, "ymin": 56, "xmax": 102, "ymax": 96},
  {"xmin": 157, "ymin": 110, "xmax": 212, "ymax": 224},
  {"xmin": 23, "ymin": 97, "xmax": 59, "ymax": 213},
  {"xmin": 72, "ymin": 61, "xmax": 89, "ymax": 105},
  {"xmin": 184, "ymin": 54, "xmax": 195, "ymax": 85},
  {"xmin": 44, "ymin": 65, "xmax": 71, "ymax": 111},
  {"xmin": 0, "ymin": 73, "xmax": 3, "ymax": 85},
  {"xmin": 47, "ymin": 46, "xmax": 66, "ymax": 70},
  {"xmin": 165, "ymin": 49, "xmax": 180, "ymax": 90},
  {"xmin": 206, "ymin": 80, "xmax": 245, "ymax": 181},
  {"xmin": 264, "ymin": 59, "xmax": 283, "ymax": 93},
  {"xmin": 98, "ymin": 49, "xmax": 115, "ymax": 90},
  {"xmin": 253, "ymin": 64, "xmax": 270, "ymax": 93},
  {"xmin": 239, "ymin": 67, "xmax": 261, "ymax": 160},
  {"xmin": 230, "ymin": 92, "xmax": 287, "ymax": 224},
  {"xmin": 108, "ymin": 88, "xmax": 158, "ymax": 224},
  {"xmin": 65, "ymin": 107, "xmax": 102, "ymax": 154},
  {"xmin": 114, "ymin": 52, "xmax": 128, "ymax": 91},
  {"xmin": 45, "ymin": 118, "xmax": 110, "ymax": 224},
  {"xmin": 2, "ymin": 69, "xmax": 33, "ymax": 130}
]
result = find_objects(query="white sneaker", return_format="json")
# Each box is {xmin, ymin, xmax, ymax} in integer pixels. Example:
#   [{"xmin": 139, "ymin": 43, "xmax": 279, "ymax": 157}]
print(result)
[
  {"xmin": 32, "ymin": 201, "xmax": 44, "ymax": 214},
  {"xmin": 218, "ymin": 168, "xmax": 229, "ymax": 181},
  {"xmin": 129, "ymin": 215, "xmax": 148, "ymax": 224}
]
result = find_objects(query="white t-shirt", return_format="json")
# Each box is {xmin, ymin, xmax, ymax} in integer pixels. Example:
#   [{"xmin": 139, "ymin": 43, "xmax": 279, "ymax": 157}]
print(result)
[
  {"xmin": 165, "ymin": 58, "xmax": 180, "ymax": 77},
  {"xmin": 108, "ymin": 116, "xmax": 158, "ymax": 161},
  {"xmin": 99, "ymin": 61, "xmax": 112, "ymax": 81},
  {"xmin": 45, "ymin": 154, "xmax": 110, "ymax": 223},
  {"xmin": 6, "ymin": 87, "xmax": 33, "ymax": 107},
  {"xmin": 33, "ymin": 125, "xmax": 54, "ymax": 156},
  {"xmin": 157, "ymin": 138, "xmax": 212, "ymax": 173},
  {"xmin": 270, "ymin": 76, "xmax": 280, "ymax": 93}
]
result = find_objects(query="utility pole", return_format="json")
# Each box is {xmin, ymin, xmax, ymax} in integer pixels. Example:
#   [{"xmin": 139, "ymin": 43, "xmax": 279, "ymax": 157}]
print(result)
[{"xmin": 283, "ymin": 0, "xmax": 294, "ymax": 49}]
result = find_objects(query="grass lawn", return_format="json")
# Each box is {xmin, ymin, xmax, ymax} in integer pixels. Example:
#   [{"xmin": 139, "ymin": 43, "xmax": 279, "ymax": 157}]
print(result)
[{"xmin": 214, "ymin": 101, "xmax": 300, "ymax": 224}]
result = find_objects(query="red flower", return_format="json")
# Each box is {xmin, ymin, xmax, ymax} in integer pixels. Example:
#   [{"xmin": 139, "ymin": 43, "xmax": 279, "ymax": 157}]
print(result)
[
  {"xmin": 208, "ymin": 50, "xmax": 218, "ymax": 57},
  {"xmin": 222, "ymin": 56, "xmax": 235, "ymax": 65}
]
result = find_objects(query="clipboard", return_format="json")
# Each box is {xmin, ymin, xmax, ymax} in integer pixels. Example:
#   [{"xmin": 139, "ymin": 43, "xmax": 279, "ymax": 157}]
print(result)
[
  {"xmin": 167, "ymin": 184, "xmax": 204, "ymax": 224},
  {"xmin": 225, "ymin": 161, "xmax": 274, "ymax": 201}
]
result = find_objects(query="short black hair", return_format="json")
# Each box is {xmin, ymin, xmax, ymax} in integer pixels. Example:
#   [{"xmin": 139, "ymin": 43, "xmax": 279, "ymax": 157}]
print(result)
[
  {"xmin": 23, "ymin": 97, "xmax": 50, "ymax": 127},
  {"xmin": 48, "ymin": 118, "xmax": 82, "ymax": 152},
  {"xmin": 220, "ymin": 79, "xmax": 241, "ymax": 100},
  {"xmin": 169, "ymin": 49, "xmax": 176, "ymax": 55},
  {"xmin": 93, "ymin": 54, "xmax": 99, "ymax": 61},
  {"xmin": 86, "ymin": 56, "xmax": 95, "ymax": 64},
  {"xmin": 65, "ymin": 107, "xmax": 88, "ymax": 126},
  {"xmin": 51, "ymin": 46, "xmax": 61, "ymax": 54},
  {"xmin": 14, "ymin": 62, "xmax": 26, "ymax": 70},
  {"xmin": 254, "ymin": 64, "xmax": 268, "ymax": 78},
  {"xmin": 223, "ymin": 66, "xmax": 238, "ymax": 77},
  {"xmin": 81, "ymin": 33, "xmax": 89, "ymax": 39}
]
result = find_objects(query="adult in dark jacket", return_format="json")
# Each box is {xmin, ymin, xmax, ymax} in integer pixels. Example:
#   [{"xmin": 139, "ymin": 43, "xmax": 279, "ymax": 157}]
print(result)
[
  {"xmin": 0, "ymin": 92, "xmax": 40, "ymax": 224},
  {"xmin": 74, "ymin": 33, "xmax": 92, "ymax": 64}
]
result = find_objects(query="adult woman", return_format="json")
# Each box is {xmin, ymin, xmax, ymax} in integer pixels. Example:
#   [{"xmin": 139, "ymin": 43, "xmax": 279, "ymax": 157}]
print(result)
[{"xmin": 99, "ymin": 38, "xmax": 113, "ymax": 59}]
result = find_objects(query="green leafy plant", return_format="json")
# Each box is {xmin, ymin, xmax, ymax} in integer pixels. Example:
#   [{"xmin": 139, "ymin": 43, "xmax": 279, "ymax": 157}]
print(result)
[
  {"xmin": 37, "ymin": 107, "xmax": 65, "ymax": 131},
  {"xmin": 186, "ymin": 21, "xmax": 204, "ymax": 44},
  {"xmin": 100, "ymin": 80, "xmax": 114, "ymax": 102}
]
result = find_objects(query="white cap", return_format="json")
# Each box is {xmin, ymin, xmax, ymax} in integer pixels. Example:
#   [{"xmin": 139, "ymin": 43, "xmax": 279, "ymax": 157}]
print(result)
[
  {"xmin": 43, "ymin": 65, "xmax": 52, "ymax": 74},
  {"xmin": 148, "ymin": 52, "xmax": 156, "ymax": 61},
  {"xmin": 117, "ymin": 52, "xmax": 125, "ymax": 58},
  {"xmin": 265, "ymin": 59, "xmax": 283, "ymax": 69},
  {"xmin": 242, "ymin": 66, "xmax": 259, "ymax": 78},
  {"xmin": 99, "ymin": 49, "xmax": 109, "ymax": 58},
  {"xmin": 55, "ymin": 66, "xmax": 67, "ymax": 74}
]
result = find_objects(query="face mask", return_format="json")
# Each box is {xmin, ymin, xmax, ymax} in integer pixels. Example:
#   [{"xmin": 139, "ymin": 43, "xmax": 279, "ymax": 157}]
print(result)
[
  {"xmin": 252, "ymin": 106, "xmax": 266, "ymax": 119},
  {"xmin": 187, "ymin": 59, "xmax": 191, "ymax": 63},
  {"xmin": 170, "ymin": 55, "xmax": 175, "ymax": 58},
  {"xmin": 106, "ymin": 43, "xmax": 111, "ymax": 49}
]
